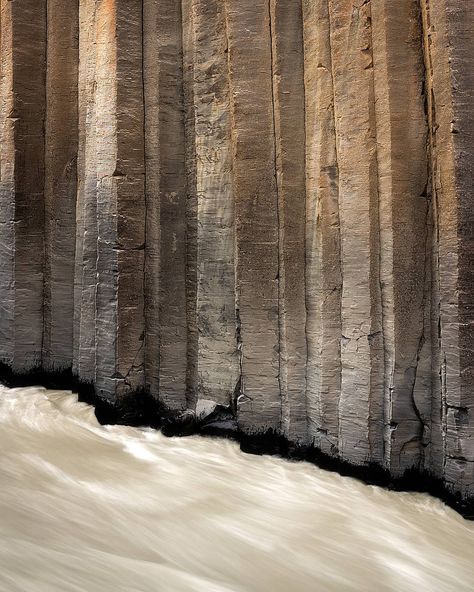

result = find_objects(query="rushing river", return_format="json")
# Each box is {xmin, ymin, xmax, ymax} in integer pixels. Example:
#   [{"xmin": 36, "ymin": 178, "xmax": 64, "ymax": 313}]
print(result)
[{"xmin": 0, "ymin": 386, "xmax": 473, "ymax": 592}]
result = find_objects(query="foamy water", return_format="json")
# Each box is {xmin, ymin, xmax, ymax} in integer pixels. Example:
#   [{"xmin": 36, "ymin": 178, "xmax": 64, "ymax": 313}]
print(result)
[{"xmin": 0, "ymin": 385, "xmax": 473, "ymax": 591}]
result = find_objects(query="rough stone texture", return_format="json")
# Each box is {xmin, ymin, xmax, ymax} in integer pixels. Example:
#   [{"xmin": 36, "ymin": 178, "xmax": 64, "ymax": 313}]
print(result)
[
  {"xmin": 302, "ymin": 0, "xmax": 342, "ymax": 456},
  {"xmin": 371, "ymin": 0, "xmax": 431, "ymax": 477},
  {"xmin": 0, "ymin": 0, "xmax": 46, "ymax": 372},
  {"xmin": 421, "ymin": 0, "xmax": 474, "ymax": 498},
  {"xmin": 225, "ymin": 0, "xmax": 281, "ymax": 435},
  {"xmin": 43, "ymin": 0, "xmax": 79, "ymax": 372},
  {"xmin": 109, "ymin": 0, "xmax": 146, "ymax": 400},
  {"xmin": 73, "ymin": 0, "xmax": 98, "ymax": 384},
  {"xmin": 144, "ymin": 0, "xmax": 188, "ymax": 412},
  {"xmin": 271, "ymin": 0, "xmax": 307, "ymax": 444},
  {"xmin": 191, "ymin": 0, "xmax": 239, "ymax": 408},
  {"xmin": 328, "ymin": 0, "xmax": 385, "ymax": 465},
  {"xmin": 0, "ymin": 0, "xmax": 473, "ymax": 504}
]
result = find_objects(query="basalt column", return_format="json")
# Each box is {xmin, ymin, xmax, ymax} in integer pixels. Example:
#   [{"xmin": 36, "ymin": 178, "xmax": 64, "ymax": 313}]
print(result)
[
  {"xmin": 186, "ymin": 0, "xmax": 239, "ymax": 412},
  {"xmin": 43, "ymin": 0, "xmax": 79, "ymax": 372},
  {"xmin": 0, "ymin": 0, "xmax": 46, "ymax": 372},
  {"xmin": 371, "ymin": 0, "xmax": 432, "ymax": 477},
  {"xmin": 302, "ymin": 0, "xmax": 342, "ymax": 456},
  {"xmin": 328, "ymin": 0, "xmax": 385, "ymax": 465},
  {"xmin": 144, "ymin": 0, "xmax": 188, "ymax": 412},
  {"xmin": 422, "ymin": 0, "xmax": 474, "ymax": 498},
  {"xmin": 74, "ymin": 0, "xmax": 98, "ymax": 383},
  {"xmin": 270, "ymin": 0, "xmax": 307, "ymax": 444},
  {"xmin": 181, "ymin": 0, "xmax": 198, "ymax": 410},
  {"xmin": 224, "ymin": 0, "xmax": 281, "ymax": 435},
  {"xmin": 75, "ymin": 0, "xmax": 146, "ymax": 400}
]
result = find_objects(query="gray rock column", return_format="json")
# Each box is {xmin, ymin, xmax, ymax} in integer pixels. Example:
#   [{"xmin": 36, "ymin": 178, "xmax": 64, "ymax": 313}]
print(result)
[
  {"xmin": 43, "ymin": 0, "xmax": 79, "ymax": 372},
  {"xmin": 224, "ymin": 0, "xmax": 281, "ymax": 435},
  {"xmin": 143, "ymin": 0, "xmax": 188, "ymax": 412},
  {"xmin": 75, "ymin": 0, "xmax": 146, "ymax": 400},
  {"xmin": 0, "ymin": 0, "xmax": 47, "ymax": 372},
  {"xmin": 188, "ymin": 0, "xmax": 240, "ymax": 411}
]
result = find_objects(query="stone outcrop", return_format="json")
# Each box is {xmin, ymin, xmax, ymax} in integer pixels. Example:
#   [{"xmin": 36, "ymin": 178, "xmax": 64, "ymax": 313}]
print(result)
[{"xmin": 0, "ymin": 0, "xmax": 472, "ymax": 510}]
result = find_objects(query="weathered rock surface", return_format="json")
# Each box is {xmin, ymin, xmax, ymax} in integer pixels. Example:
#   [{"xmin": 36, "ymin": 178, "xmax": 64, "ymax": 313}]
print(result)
[{"xmin": 0, "ymin": 0, "xmax": 472, "ymax": 508}]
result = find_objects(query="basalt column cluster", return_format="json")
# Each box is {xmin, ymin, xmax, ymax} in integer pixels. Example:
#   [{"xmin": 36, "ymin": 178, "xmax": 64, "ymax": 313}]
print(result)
[{"xmin": 0, "ymin": 0, "xmax": 472, "ymax": 504}]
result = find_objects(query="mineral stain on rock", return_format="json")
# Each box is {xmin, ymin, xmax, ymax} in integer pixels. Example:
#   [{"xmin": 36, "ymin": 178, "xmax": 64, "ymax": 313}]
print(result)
[{"xmin": 0, "ymin": 0, "xmax": 472, "ymax": 515}]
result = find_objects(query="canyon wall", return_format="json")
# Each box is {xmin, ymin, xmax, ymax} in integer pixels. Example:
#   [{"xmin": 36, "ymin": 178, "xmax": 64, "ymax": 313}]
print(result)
[{"xmin": 0, "ymin": 0, "xmax": 472, "ymax": 504}]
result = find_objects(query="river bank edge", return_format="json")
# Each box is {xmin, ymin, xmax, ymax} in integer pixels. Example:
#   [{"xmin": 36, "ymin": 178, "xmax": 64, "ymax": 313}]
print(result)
[{"xmin": 1, "ymin": 363, "xmax": 472, "ymax": 521}]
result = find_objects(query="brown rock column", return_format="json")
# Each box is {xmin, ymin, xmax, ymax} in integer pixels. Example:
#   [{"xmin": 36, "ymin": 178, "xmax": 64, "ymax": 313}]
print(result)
[
  {"xmin": 371, "ymin": 0, "xmax": 431, "ymax": 476},
  {"xmin": 43, "ymin": 0, "xmax": 79, "ymax": 372},
  {"xmin": 422, "ymin": 0, "xmax": 474, "ymax": 497},
  {"xmin": 302, "ymin": 0, "xmax": 342, "ymax": 455},
  {"xmin": 224, "ymin": 0, "xmax": 281, "ymax": 434},
  {"xmin": 328, "ymin": 0, "xmax": 384, "ymax": 464},
  {"xmin": 143, "ymin": 0, "xmax": 188, "ymax": 411},
  {"xmin": 270, "ymin": 0, "xmax": 307, "ymax": 443},
  {"xmin": 0, "ymin": 0, "xmax": 46, "ymax": 372}
]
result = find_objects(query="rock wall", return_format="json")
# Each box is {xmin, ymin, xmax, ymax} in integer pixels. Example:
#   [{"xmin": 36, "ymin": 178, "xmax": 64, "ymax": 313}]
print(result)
[{"xmin": 0, "ymin": 0, "xmax": 472, "ymax": 505}]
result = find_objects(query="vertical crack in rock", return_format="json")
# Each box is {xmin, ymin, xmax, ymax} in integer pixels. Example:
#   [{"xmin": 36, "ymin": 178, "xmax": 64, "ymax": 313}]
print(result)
[
  {"xmin": 223, "ymin": 0, "xmax": 244, "ymax": 419},
  {"xmin": 268, "ymin": 0, "xmax": 283, "ymax": 438},
  {"xmin": 143, "ymin": 0, "xmax": 162, "ymax": 400},
  {"xmin": 141, "ymin": 0, "xmax": 148, "ymax": 398},
  {"xmin": 366, "ymin": 0, "xmax": 385, "ymax": 469},
  {"xmin": 420, "ymin": 0, "xmax": 444, "ymax": 479}
]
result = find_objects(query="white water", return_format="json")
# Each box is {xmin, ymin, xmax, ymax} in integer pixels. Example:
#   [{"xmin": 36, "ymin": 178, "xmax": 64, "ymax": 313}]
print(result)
[{"xmin": 0, "ymin": 385, "xmax": 473, "ymax": 592}]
